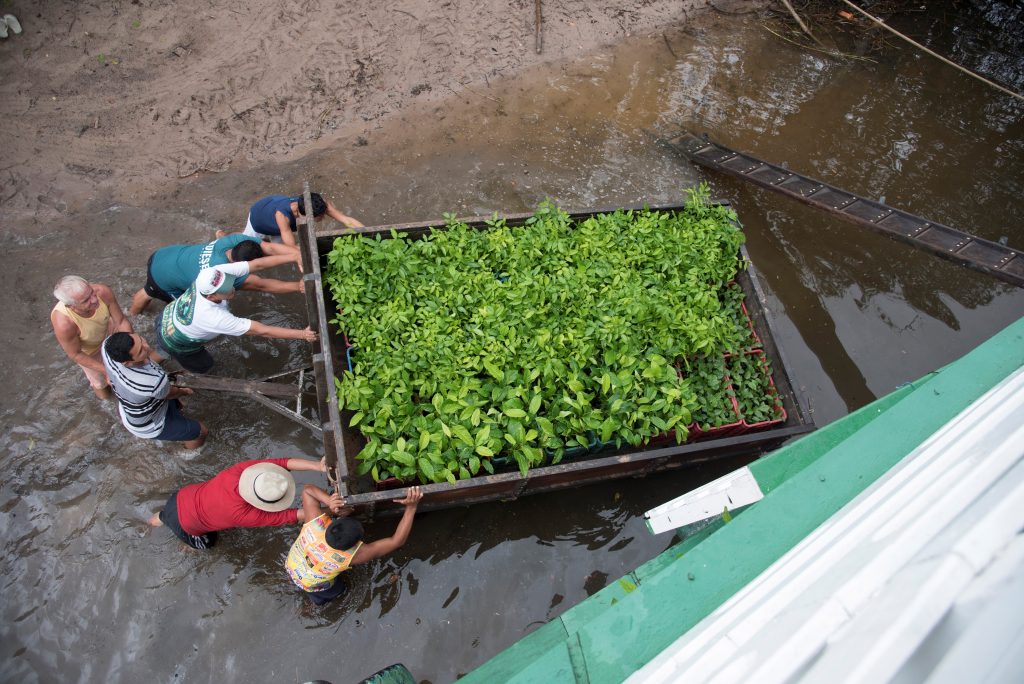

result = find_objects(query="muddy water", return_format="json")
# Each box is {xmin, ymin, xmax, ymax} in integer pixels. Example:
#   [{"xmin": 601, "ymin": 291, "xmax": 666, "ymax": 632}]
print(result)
[{"xmin": 3, "ymin": 7, "xmax": 1023, "ymax": 684}]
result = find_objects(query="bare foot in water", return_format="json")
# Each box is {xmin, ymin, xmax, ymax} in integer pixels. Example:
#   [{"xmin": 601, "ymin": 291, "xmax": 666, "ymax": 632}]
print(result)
[{"xmin": 148, "ymin": 513, "xmax": 163, "ymax": 527}]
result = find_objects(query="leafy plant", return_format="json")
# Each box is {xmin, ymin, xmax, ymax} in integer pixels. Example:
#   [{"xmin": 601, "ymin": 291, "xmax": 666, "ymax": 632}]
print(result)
[
  {"xmin": 727, "ymin": 352, "xmax": 785, "ymax": 425},
  {"xmin": 721, "ymin": 281, "xmax": 760, "ymax": 351},
  {"xmin": 681, "ymin": 355, "xmax": 739, "ymax": 431},
  {"xmin": 326, "ymin": 185, "xmax": 755, "ymax": 484}
]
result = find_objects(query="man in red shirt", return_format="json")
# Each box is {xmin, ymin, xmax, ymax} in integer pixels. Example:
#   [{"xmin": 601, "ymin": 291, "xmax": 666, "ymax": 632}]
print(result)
[{"xmin": 148, "ymin": 457, "xmax": 341, "ymax": 549}]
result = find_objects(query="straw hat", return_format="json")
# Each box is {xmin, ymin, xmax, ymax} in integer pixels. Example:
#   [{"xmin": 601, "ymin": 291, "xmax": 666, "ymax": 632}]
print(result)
[{"xmin": 238, "ymin": 463, "xmax": 295, "ymax": 512}]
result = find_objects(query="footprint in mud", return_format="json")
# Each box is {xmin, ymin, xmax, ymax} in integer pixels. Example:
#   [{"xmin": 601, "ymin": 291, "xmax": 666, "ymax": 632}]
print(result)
[
  {"xmin": 36, "ymin": 194, "xmax": 68, "ymax": 213},
  {"xmin": 169, "ymin": 107, "xmax": 192, "ymax": 126}
]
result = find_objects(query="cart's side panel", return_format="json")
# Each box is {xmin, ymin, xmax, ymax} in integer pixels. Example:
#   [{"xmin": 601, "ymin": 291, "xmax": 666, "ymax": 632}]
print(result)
[
  {"xmin": 738, "ymin": 244, "xmax": 811, "ymax": 428},
  {"xmin": 341, "ymin": 426, "xmax": 810, "ymax": 516},
  {"xmin": 299, "ymin": 198, "xmax": 349, "ymax": 494}
]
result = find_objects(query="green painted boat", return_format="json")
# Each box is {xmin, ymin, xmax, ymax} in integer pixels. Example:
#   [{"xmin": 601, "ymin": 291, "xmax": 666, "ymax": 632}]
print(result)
[{"xmin": 463, "ymin": 316, "xmax": 1024, "ymax": 683}]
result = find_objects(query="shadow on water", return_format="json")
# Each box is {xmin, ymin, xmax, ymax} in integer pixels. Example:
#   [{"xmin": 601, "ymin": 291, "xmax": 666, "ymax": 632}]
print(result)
[{"xmin": 2, "ymin": 5, "xmax": 1023, "ymax": 683}]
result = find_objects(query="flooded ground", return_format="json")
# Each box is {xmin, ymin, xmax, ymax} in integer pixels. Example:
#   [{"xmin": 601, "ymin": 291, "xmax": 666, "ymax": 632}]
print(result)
[{"xmin": 2, "ymin": 5, "xmax": 1023, "ymax": 683}]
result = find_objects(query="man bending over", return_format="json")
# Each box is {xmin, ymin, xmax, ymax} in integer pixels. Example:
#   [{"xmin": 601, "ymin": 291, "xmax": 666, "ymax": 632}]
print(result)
[{"xmin": 286, "ymin": 486, "xmax": 423, "ymax": 605}]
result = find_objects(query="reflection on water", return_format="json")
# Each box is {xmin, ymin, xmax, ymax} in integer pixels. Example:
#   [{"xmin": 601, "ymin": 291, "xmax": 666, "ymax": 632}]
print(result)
[{"xmin": 2, "ymin": 6, "xmax": 1023, "ymax": 683}]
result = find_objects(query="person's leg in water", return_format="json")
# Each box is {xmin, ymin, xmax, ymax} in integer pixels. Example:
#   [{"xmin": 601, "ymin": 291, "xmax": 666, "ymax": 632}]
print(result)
[
  {"xmin": 149, "ymin": 491, "xmax": 217, "ymax": 550},
  {"xmin": 307, "ymin": 578, "xmax": 348, "ymax": 606}
]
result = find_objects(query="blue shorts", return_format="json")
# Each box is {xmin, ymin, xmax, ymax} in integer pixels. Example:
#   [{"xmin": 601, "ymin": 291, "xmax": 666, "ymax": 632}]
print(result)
[
  {"xmin": 307, "ymin": 578, "xmax": 348, "ymax": 606},
  {"xmin": 156, "ymin": 399, "xmax": 202, "ymax": 442}
]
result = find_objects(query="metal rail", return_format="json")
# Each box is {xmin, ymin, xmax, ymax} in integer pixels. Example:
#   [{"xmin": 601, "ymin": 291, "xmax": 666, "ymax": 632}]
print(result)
[{"xmin": 663, "ymin": 129, "xmax": 1024, "ymax": 288}]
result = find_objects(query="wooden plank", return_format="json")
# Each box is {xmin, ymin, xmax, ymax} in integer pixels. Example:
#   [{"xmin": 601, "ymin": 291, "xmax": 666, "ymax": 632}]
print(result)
[
  {"xmin": 805, "ymin": 187, "xmax": 856, "ymax": 210},
  {"xmin": 999, "ymin": 255, "xmax": 1024, "ymax": 279},
  {"xmin": 915, "ymin": 225, "xmax": 970, "ymax": 252},
  {"xmin": 721, "ymin": 154, "xmax": 761, "ymax": 174},
  {"xmin": 663, "ymin": 129, "xmax": 1024, "ymax": 288},
  {"xmin": 747, "ymin": 165, "xmax": 791, "ymax": 186},
  {"xmin": 842, "ymin": 199, "xmax": 891, "ymax": 223},
  {"xmin": 299, "ymin": 182, "xmax": 349, "ymax": 495},
  {"xmin": 173, "ymin": 373, "xmax": 300, "ymax": 399},
  {"xmin": 341, "ymin": 426, "xmax": 813, "ymax": 516},
  {"xmin": 878, "ymin": 212, "xmax": 930, "ymax": 238},
  {"xmin": 247, "ymin": 391, "xmax": 323, "ymax": 436},
  {"xmin": 778, "ymin": 175, "xmax": 822, "ymax": 197}
]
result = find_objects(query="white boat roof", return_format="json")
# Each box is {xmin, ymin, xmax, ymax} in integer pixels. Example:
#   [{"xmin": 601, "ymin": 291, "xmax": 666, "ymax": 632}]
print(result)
[{"xmin": 630, "ymin": 366, "xmax": 1024, "ymax": 684}]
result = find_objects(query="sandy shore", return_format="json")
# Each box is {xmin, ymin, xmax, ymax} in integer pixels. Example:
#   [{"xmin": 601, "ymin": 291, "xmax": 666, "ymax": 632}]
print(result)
[{"xmin": 0, "ymin": 0, "xmax": 754, "ymax": 233}]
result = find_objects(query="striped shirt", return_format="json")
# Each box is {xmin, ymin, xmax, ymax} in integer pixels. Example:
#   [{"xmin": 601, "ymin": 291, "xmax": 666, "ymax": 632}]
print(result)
[{"xmin": 101, "ymin": 346, "xmax": 171, "ymax": 438}]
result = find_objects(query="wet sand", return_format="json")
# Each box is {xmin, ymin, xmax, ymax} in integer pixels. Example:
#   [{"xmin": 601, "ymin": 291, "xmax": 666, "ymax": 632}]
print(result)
[{"xmin": 0, "ymin": 0, "xmax": 727, "ymax": 230}]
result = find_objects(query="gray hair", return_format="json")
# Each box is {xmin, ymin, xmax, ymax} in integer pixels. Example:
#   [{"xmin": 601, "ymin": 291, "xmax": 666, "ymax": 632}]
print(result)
[{"xmin": 53, "ymin": 275, "xmax": 90, "ymax": 305}]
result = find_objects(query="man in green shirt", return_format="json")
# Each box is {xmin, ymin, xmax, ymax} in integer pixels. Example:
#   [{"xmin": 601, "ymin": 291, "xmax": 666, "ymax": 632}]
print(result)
[{"xmin": 130, "ymin": 234, "xmax": 302, "ymax": 315}]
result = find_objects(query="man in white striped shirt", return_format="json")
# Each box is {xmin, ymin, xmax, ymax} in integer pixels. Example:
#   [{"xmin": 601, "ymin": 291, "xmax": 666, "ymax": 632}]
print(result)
[{"xmin": 101, "ymin": 332, "xmax": 208, "ymax": 448}]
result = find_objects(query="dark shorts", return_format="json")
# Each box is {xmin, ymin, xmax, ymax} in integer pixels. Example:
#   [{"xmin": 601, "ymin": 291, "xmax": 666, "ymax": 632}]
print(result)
[
  {"xmin": 159, "ymin": 490, "xmax": 218, "ymax": 550},
  {"xmin": 307, "ymin": 577, "xmax": 348, "ymax": 606},
  {"xmin": 154, "ymin": 317, "xmax": 215, "ymax": 374},
  {"xmin": 143, "ymin": 252, "xmax": 174, "ymax": 303},
  {"xmin": 155, "ymin": 399, "xmax": 202, "ymax": 442}
]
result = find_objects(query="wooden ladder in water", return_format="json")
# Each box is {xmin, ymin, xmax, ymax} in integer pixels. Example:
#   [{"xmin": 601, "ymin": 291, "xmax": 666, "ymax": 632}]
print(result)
[{"xmin": 662, "ymin": 128, "xmax": 1024, "ymax": 288}]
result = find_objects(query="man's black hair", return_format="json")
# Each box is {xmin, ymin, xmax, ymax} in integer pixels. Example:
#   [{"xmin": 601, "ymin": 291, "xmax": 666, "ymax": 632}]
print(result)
[
  {"xmin": 104, "ymin": 332, "xmax": 135, "ymax": 363},
  {"xmin": 231, "ymin": 240, "xmax": 265, "ymax": 262},
  {"xmin": 325, "ymin": 517, "xmax": 364, "ymax": 551},
  {"xmin": 296, "ymin": 192, "xmax": 327, "ymax": 218}
]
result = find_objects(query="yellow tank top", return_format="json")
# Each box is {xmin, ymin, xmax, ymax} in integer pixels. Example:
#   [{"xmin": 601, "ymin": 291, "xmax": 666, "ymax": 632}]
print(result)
[
  {"xmin": 54, "ymin": 299, "xmax": 110, "ymax": 355},
  {"xmin": 286, "ymin": 514, "xmax": 363, "ymax": 592}
]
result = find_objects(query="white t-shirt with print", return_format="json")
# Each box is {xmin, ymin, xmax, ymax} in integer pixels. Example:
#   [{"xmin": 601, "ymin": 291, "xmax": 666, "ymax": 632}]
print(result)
[
  {"xmin": 181, "ymin": 261, "xmax": 253, "ymax": 340},
  {"xmin": 159, "ymin": 261, "xmax": 253, "ymax": 354}
]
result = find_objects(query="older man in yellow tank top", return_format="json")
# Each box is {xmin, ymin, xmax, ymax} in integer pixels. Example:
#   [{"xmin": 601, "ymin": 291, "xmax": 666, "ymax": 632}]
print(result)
[{"xmin": 50, "ymin": 275, "xmax": 137, "ymax": 398}]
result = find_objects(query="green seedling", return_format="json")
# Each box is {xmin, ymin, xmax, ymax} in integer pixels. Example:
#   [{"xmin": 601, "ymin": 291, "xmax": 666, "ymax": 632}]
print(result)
[{"xmin": 327, "ymin": 186, "xmax": 759, "ymax": 484}]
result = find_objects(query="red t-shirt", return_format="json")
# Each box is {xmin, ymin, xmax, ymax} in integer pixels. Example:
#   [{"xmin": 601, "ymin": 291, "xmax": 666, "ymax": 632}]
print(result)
[{"xmin": 177, "ymin": 458, "xmax": 299, "ymax": 535}]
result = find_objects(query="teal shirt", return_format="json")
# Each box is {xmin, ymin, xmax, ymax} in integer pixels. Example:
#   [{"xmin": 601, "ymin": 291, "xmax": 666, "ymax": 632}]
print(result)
[{"xmin": 149, "ymin": 235, "xmax": 257, "ymax": 298}]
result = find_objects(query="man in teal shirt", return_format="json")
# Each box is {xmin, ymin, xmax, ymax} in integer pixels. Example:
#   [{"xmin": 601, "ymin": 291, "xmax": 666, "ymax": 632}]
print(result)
[{"xmin": 130, "ymin": 233, "xmax": 302, "ymax": 315}]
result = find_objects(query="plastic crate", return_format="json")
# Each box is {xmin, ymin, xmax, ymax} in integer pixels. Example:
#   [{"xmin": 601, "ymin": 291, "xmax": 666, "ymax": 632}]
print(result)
[
  {"xmin": 739, "ymin": 300, "xmax": 762, "ymax": 350},
  {"xmin": 680, "ymin": 354, "xmax": 744, "ymax": 440},
  {"xmin": 728, "ymin": 350, "xmax": 787, "ymax": 431}
]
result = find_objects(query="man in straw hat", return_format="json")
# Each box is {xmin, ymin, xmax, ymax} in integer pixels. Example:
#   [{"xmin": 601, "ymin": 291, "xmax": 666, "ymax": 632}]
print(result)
[
  {"xmin": 156, "ymin": 261, "xmax": 317, "ymax": 373},
  {"xmin": 286, "ymin": 485, "xmax": 423, "ymax": 606},
  {"xmin": 148, "ymin": 457, "xmax": 338, "ymax": 549}
]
